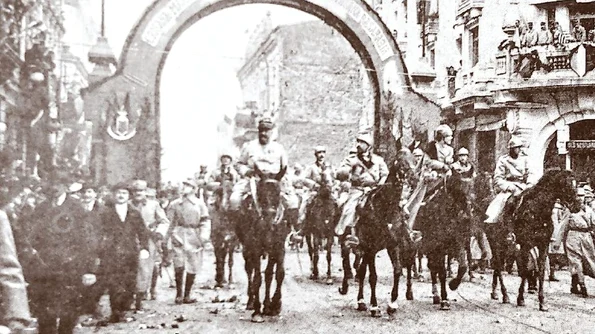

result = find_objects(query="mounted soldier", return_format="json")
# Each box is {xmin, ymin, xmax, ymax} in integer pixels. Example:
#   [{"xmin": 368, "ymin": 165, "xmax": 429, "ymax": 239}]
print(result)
[
  {"xmin": 209, "ymin": 153, "xmax": 239, "ymax": 186},
  {"xmin": 228, "ymin": 117, "xmax": 288, "ymax": 224},
  {"xmin": 451, "ymin": 147, "xmax": 476, "ymax": 181},
  {"xmin": 194, "ymin": 164, "xmax": 210, "ymax": 201},
  {"xmin": 334, "ymin": 133, "xmax": 388, "ymax": 246},
  {"xmin": 405, "ymin": 124, "xmax": 455, "ymax": 226},
  {"xmin": 484, "ymin": 136, "xmax": 532, "ymax": 224},
  {"xmin": 299, "ymin": 146, "xmax": 334, "ymax": 223}
]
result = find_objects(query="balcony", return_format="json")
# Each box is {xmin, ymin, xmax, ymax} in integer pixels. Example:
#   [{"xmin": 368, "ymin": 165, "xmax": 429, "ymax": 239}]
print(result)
[
  {"xmin": 493, "ymin": 42, "xmax": 595, "ymax": 91},
  {"xmin": 457, "ymin": 0, "xmax": 485, "ymax": 17}
]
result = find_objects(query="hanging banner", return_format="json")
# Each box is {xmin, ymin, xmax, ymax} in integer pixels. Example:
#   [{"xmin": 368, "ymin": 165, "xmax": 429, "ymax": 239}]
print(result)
[{"xmin": 566, "ymin": 140, "xmax": 595, "ymax": 150}]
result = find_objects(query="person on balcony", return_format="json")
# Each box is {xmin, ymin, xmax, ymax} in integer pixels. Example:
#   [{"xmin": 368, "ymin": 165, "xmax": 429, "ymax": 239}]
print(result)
[
  {"xmin": 573, "ymin": 19, "xmax": 586, "ymax": 43},
  {"xmin": 525, "ymin": 22, "xmax": 538, "ymax": 48},
  {"xmin": 537, "ymin": 22, "xmax": 553, "ymax": 46}
]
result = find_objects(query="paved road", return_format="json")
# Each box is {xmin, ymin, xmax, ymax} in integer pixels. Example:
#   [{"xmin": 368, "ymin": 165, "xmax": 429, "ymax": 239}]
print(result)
[{"xmin": 77, "ymin": 245, "xmax": 595, "ymax": 334}]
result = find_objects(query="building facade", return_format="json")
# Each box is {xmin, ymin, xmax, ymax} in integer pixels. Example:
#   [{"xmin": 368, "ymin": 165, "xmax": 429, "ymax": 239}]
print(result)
[
  {"xmin": 0, "ymin": 0, "xmax": 97, "ymax": 181},
  {"xmin": 236, "ymin": 19, "xmax": 374, "ymax": 167}
]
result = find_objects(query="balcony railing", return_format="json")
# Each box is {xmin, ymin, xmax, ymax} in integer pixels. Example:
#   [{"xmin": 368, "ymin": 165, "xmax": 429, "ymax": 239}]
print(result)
[{"xmin": 457, "ymin": 0, "xmax": 485, "ymax": 16}]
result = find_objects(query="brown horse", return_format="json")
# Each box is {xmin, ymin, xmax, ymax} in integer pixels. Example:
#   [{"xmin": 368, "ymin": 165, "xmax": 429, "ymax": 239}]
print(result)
[
  {"xmin": 494, "ymin": 169, "xmax": 581, "ymax": 311},
  {"xmin": 303, "ymin": 165, "xmax": 338, "ymax": 284},
  {"xmin": 414, "ymin": 172, "xmax": 476, "ymax": 310},
  {"xmin": 209, "ymin": 179, "xmax": 238, "ymax": 288},
  {"xmin": 339, "ymin": 148, "xmax": 417, "ymax": 317},
  {"xmin": 236, "ymin": 166, "xmax": 288, "ymax": 323}
]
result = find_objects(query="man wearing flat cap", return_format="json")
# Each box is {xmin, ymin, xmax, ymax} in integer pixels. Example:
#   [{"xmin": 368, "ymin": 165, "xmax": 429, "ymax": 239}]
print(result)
[
  {"xmin": 229, "ymin": 117, "xmax": 288, "ymax": 225},
  {"xmin": 335, "ymin": 133, "xmax": 388, "ymax": 245},
  {"xmin": 130, "ymin": 179, "xmax": 170, "ymax": 307},
  {"xmin": 165, "ymin": 178, "xmax": 210, "ymax": 304},
  {"xmin": 18, "ymin": 171, "xmax": 102, "ymax": 333},
  {"xmin": 99, "ymin": 182, "xmax": 150, "ymax": 323}
]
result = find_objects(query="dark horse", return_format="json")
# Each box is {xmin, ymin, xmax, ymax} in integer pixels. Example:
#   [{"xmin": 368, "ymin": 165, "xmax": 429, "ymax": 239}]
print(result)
[
  {"xmin": 414, "ymin": 172, "xmax": 476, "ymax": 310},
  {"xmin": 210, "ymin": 179, "xmax": 238, "ymax": 288},
  {"xmin": 236, "ymin": 166, "xmax": 288, "ymax": 323},
  {"xmin": 303, "ymin": 165, "xmax": 338, "ymax": 284},
  {"xmin": 490, "ymin": 169, "xmax": 581, "ymax": 311},
  {"xmin": 338, "ymin": 148, "xmax": 417, "ymax": 317}
]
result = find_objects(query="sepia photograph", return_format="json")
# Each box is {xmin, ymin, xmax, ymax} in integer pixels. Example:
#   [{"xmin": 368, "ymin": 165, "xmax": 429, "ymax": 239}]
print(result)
[{"xmin": 1, "ymin": 0, "xmax": 595, "ymax": 333}]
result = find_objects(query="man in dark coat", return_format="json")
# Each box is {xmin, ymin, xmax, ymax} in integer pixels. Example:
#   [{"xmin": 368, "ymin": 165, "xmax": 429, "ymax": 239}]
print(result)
[
  {"xmin": 99, "ymin": 182, "xmax": 150, "ymax": 323},
  {"xmin": 18, "ymin": 172, "xmax": 101, "ymax": 334}
]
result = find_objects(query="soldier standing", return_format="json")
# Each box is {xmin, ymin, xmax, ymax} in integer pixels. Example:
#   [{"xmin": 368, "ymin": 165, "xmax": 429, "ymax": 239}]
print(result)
[
  {"xmin": 99, "ymin": 182, "xmax": 150, "ymax": 323},
  {"xmin": 130, "ymin": 180, "xmax": 170, "ymax": 308},
  {"xmin": 166, "ymin": 179, "xmax": 211, "ymax": 304},
  {"xmin": 19, "ymin": 172, "xmax": 101, "ymax": 334}
]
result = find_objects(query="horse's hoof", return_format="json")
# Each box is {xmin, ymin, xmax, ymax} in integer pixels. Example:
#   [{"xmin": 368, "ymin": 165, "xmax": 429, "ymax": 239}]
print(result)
[
  {"xmin": 387, "ymin": 301, "xmax": 399, "ymax": 315},
  {"xmin": 251, "ymin": 314, "xmax": 265, "ymax": 323},
  {"xmin": 433, "ymin": 295, "xmax": 441, "ymax": 305},
  {"xmin": 357, "ymin": 302, "xmax": 367, "ymax": 311},
  {"xmin": 448, "ymin": 279, "xmax": 461, "ymax": 291},
  {"xmin": 502, "ymin": 294, "xmax": 510, "ymax": 304},
  {"xmin": 338, "ymin": 285, "xmax": 348, "ymax": 295},
  {"xmin": 490, "ymin": 292, "xmax": 499, "ymax": 300},
  {"xmin": 440, "ymin": 301, "xmax": 450, "ymax": 311},
  {"xmin": 539, "ymin": 304, "xmax": 549, "ymax": 312},
  {"xmin": 326, "ymin": 278, "xmax": 333, "ymax": 285},
  {"xmin": 370, "ymin": 307, "xmax": 382, "ymax": 318},
  {"xmin": 406, "ymin": 291, "xmax": 414, "ymax": 301},
  {"xmin": 517, "ymin": 298, "xmax": 525, "ymax": 307}
]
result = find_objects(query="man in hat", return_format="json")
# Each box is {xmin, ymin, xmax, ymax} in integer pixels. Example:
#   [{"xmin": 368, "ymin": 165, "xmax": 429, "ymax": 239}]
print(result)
[
  {"xmin": 485, "ymin": 136, "xmax": 532, "ymax": 224},
  {"xmin": 565, "ymin": 185, "xmax": 595, "ymax": 297},
  {"xmin": 130, "ymin": 179, "xmax": 170, "ymax": 307},
  {"xmin": 194, "ymin": 165, "xmax": 210, "ymax": 201},
  {"xmin": 228, "ymin": 117, "xmax": 288, "ymax": 221},
  {"xmin": 299, "ymin": 145, "xmax": 335, "ymax": 223},
  {"xmin": 100, "ymin": 182, "xmax": 150, "ymax": 323},
  {"xmin": 166, "ymin": 178, "xmax": 210, "ymax": 304},
  {"xmin": 18, "ymin": 171, "xmax": 102, "ymax": 333},
  {"xmin": 451, "ymin": 147, "xmax": 476, "ymax": 181},
  {"xmin": 209, "ymin": 153, "xmax": 239, "ymax": 185},
  {"xmin": 334, "ymin": 133, "xmax": 388, "ymax": 244}
]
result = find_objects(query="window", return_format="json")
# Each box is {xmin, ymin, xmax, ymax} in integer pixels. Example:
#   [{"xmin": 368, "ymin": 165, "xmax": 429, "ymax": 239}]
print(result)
[
  {"xmin": 470, "ymin": 26, "xmax": 479, "ymax": 67},
  {"xmin": 430, "ymin": 48, "xmax": 436, "ymax": 69}
]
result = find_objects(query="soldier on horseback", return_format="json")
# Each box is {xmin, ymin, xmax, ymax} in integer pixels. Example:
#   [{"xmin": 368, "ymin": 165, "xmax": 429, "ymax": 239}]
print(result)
[
  {"xmin": 485, "ymin": 136, "xmax": 532, "ymax": 224},
  {"xmin": 299, "ymin": 146, "xmax": 335, "ymax": 220},
  {"xmin": 334, "ymin": 133, "xmax": 388, "ymax": 246},
  {"xmin": 209, "ymin": 153, "xmax": 239, "ymax": 186},
  {"xmin": 228, "ymin": 117, "xmax": 288, "ymax": 221}
]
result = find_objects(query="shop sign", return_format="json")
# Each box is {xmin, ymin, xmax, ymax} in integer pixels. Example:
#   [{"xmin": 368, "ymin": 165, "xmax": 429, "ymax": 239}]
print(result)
[{"xmin": 566, "ymin": 140, "xmax": 595, "ymax": 150}]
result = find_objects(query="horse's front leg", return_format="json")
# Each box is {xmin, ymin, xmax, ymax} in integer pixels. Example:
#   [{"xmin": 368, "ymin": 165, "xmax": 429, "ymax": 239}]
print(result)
[
  {"xmin": 406, "ymin": 251, "xmax": 414, "ymax": 301},
  {"xmin": 368, "ymin": 253, "xmax": 381, "ymax": 317},
  {"xmin": 356, "ymin": 254, "xmax": 368, "ymax": 311},
  {"xmin": 271, "ymin": 248, "xmax": 286, "ymax": 316},
  {"xmin": 244, "ymin": 254, "xmax": 255, "ymax": 311},
  {"xmin": 449, "ymin": 246, "xmax": 468, "ymax": 291},
  {"xmin": 263, "ymin": 255, "xmax": 275, "ymax": 316},
  {"xmin": 214, "ymin": 242, "xmax": 225, "ymax": 288},
  {"xmin": 387, "ymin": 247, "xmax": 402, "ymax": 315},
  {"xmin": 228, "ymin": 241, "xmax": 235, "ymax": 285},
  {"xmin": 306, "ymin": 233, "xmax": 317, "ymax": 280},
  {"xmin": 537, "ymin": 246, "xmax": 549, "ymax": 312},
  {"xmin": 325, "ymin": 236, "xmax": 333, "ymax": 285},
  {"xmin": 338, "ymin": 237, "xmax": 351, "ymax": 295},
  {"xmin": 439, "ymin": 259, "xmax": 450, "ymax": 310},
  {"xmin": 428, "ymin": 255, "xmax": 440, "ymax": 305},
  {"xmin": 517, "ymin": 248, "xmax": 528, "ymax": 307},
  {"xmin": 251, "ymin": 257, "xmax": 264, "ymax": 323}
]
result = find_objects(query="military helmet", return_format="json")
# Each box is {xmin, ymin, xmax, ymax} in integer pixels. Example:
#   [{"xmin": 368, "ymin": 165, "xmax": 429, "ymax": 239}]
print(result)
[
  {"xmin": 258, "ymin": 117, "xmax": 275, "ymax": 131},
  {"xmin": 508, "ymin": 136, "xmax": 523, "ymax": 149},
  {"xmin": 435, "ymin": 124, "xmax": 453, "ymax": 138},
  {"xmin": 356, "ymin": 133, "xmax": 373, "ymax": 147},
  {"xmin": 220, "ymin": 152, "xmax": 233, "ymax": 161},
  {"xmin": 457, "ymin": 147, "xmax": 470, "ymax": 156}
]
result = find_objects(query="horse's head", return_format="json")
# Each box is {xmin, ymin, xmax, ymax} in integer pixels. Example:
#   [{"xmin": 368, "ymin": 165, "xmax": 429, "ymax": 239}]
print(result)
[
  {"xmin": 387, "ymin": 148, "xmax": 416, "ymax": 186},
  {"xmin": 444, "ymin": 172, "xmax": 476, "ymax": 212},
  {"xmin": 254, "ymin": 165, "xmax": 286, "ymax": 222},
  {"xmin": 317, "ymin": 167, "xmax": 334, "ymax": 198},
  {"xmin": 539, "ymin": 168, "xmax": 581, "ymax": 213},
  {"xmin": 212, "ymin": 180, "xmax": 234, "ymax": 212}
]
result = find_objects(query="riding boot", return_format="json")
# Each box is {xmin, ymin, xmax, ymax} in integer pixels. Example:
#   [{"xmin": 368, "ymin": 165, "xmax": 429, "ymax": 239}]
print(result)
[
  {"xmin": 548, "ymin": 263, "xmax": 559, "ymax": 282},
  {"xmin": 135, "ymin": 292, "xmax": 144, "ymax": 312},
  {"xmin": 175, "ymin": 267, "xmax": 185, "ymax": 304},
  {"xmin": 183, "ymin": 274, "xmax": 197, "ymax": 304},
  {"xmin": 570, "ymin": 274, "xmax": 581, "ymax": 295}
]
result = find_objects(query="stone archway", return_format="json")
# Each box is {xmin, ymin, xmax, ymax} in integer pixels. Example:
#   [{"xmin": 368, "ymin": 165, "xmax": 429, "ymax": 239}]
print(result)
[{"xmin": 84, "ymin": 0, "xmax": 420, "ymax": 185}]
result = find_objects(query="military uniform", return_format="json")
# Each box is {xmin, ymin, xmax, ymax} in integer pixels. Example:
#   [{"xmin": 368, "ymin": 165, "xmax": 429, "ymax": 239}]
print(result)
[
  {"xmin": 166, "ymin": 179, "xmax": 210, "ymax": 304},
  {"xmin": 229, "ymin": 138, "xmax": 289, "ymax": 211},
  {"xmin": 20, "ymin": 193, "xmax": 101, "ymax": 334},
  {"xmin": 485, "ymin": 152, "xmax": 531, "ymax": 223},
  {"xmin": 451, "ymin": 161, "xmax": 476, "ymax": 180},
  {"xmin": 334, "ymin": 149, "xmax": 388, "ymax": 236}
]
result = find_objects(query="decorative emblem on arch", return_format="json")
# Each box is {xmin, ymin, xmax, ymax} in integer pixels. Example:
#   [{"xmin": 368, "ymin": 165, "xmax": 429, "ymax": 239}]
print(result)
[{"xmin": 105, "ymin": 92, "xmax": 141, "ymax": 141}]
